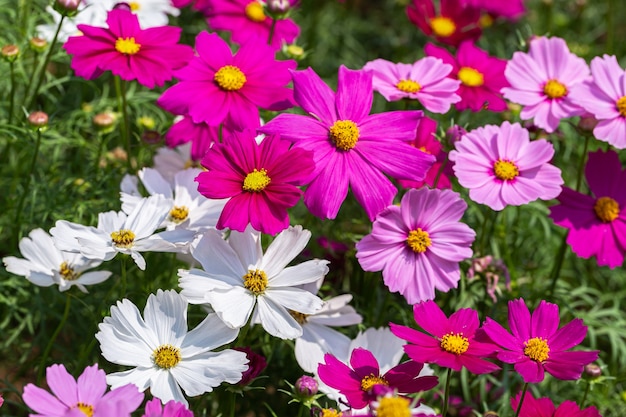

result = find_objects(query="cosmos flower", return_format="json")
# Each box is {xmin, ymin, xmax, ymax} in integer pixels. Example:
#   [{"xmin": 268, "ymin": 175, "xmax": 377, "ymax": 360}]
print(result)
[
  {"xmin": 501, "ymin": 36, "xmax": 589, "ymax": 133},
  {"xmin": 460, "ymin": 0, "xmax": 525, "ymax": 20},
  {"xmin": 356, "ymin": 188, "xmax": 475, "ymax": 304},
  {"xmin": 406, "ymin": 0, "xmax": 481, "ymax": 47},
  {"xmin": 63, "ymin": 9, "xmax": 193, "ymax": 88},
  {"xmin": 482, "ymin": 298, "xmax": 599, "ymax": 383},
  {"xmin": 449, "ymin": 121, "xmax": 563, "ymax": 211},
  {"xmin": 549, "ymin": 150, "xmax": 626, "ymax": 268},
  {"xmin": 142, "ymin": 398, "xmax": 193, "ymax": 417},
  {"xmin": 510, "ymin": 391, "xmax": 601, "ymax": 417}
]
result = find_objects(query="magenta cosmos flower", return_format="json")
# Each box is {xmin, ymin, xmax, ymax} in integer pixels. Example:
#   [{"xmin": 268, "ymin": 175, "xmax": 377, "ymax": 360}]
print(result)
[
  {"xmin": 143, "ymin": 398, "xmax": 193, "ymax": 417},
  {"xmin": 449, "ymin": 121, "xmax": 563, "ymax": 211},
  {"xmin": 158, "ymin": 32, "xmax": 295, "ymax": 131},
  {"xmin": 356, "ymin": 188, "xmax": 475, "ymax": 304},
  {"xmin": 196, "ymin": 129, "xmax": 314, "ymax": 234},
  {"xmin": 511, "ymin": 391, "xmax": 601, "ymax": 417},
  {"xmin": 570, "ymin": 55, "xmax": 626, "ymax": 148},
  {"xmin": 425, "ymin": 41, "xmax": 509, "ymax": 112},
  {"xmin": 460, "ymin": 0, "xmax": 525, "ymax": 19},
  {"xmin": 204, "ymin": 0, "xmax": 299, "ymax": 49},
  {"xmin": 317, "ymin": 348, "xmax": 438, "ymax": 410},
  {"xmin": 390, "ymin": 301, "xmax": 500, "ymax": 374},
  {"xmin": 407, "ymin": 0, "xmax": 481, "ymax": 47},
  {"xmin": 501, "ymin": 36, "xmax": 589, "ymax": 133},
  {"xmin": 482, "ymin": 299, "xmax": 599, "ymax": 383},
  {"xmin": 259, "ymin": 66, "xmax": 435, "ymax": 221},
  {"xmin": 63, "ymin": 9, "xmax": 193, "ymax": 88},
  {"xmin": 549, "ymin": 150, "xmax": 626, "ymax": 268},
  {"xmin": 22, "ymin": 364, "xmax": 143, "ymax": 417}
]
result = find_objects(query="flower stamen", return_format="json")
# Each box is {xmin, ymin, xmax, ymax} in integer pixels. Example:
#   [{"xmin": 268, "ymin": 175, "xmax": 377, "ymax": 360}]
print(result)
[
  {"xmin": 396, "ymin": 79, "xmax": 421, "ymax": 93},
  {"xmin": 360, "ymin": 374, "xmax": 388, "ymax": 392},
  {"xmin": 59, "ymin": 261, "xmax": 79, "ymax": 281},
  {"xmin": 111, "ymin": 229, "xmax": 135, "ymax": 248},
  {"xmin": 524, "ymin": 337, "xmax": 550, "ymax": 362},
  {"xmin": 74, "ymin": 402, "xmax": 94, "ymax": 417},
  {"xmin": 407, "ymin": 228, "xmax": 431, "ymax": 253},
  {"xmin": 616, "ymin": 96, "xmax": 626, "ymax": 117},
  {"xmin": 243, "ymin": 169, "xmax": 271, "ymax": 192},
  {"xmin": 152, "ymin": 344, "xmax": 182, "ymax": 369},
  {"xmin": 245, "ymin": 1, "xmax": 266, "ymax": 22},
  {"xmin": 289, "ymin": 310, "xmax": 309, "ymax": 325},
  {"xmin": 214, "ymin": 65, "xmax": 247, "ymax": 91},
  {"xmin": 543, "ymin": 79, "xmax": 568, "ymax": 99},
  {"xmin": 440, "ymin": 332, "xmax": 470, "ymax": 355},
  {"xmin": 429, "ymin": 16, "xmax": 456, "ymax": 37},
  {"xmin": 594, "ymin": 196, "xmax": 620, "ymax": 223},
  {"xmin": 376, "ymin": 396, "xmax": 411, "ymax": 417},
  {"xmin": 493, "ymin": 159, "xmax": 519, "ymax": 181},
  {"xmin": 458, "ymin": 67, "xmax": 484, "ymax": 87},
  {"xmin": 169, "ymin": 206, "xmax": 189, "ymax": 223},
  {"xmin": 115, "ymin": 37, "xmax": 141, "ymax": 55},
  {"xmin": 243, "ymin": 269, "xmax": 268, "ymax": 295},
  {"xmin": 329, "ymin": 120, "xmax": 360, "ymax": 151}
]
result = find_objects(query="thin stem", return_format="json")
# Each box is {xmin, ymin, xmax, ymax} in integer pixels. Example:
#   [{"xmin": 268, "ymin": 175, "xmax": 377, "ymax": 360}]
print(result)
[
  {"xmin": 514, "ymin": 383, "xmax": 529, "ymax": 417},
  {"xmin": 115, "ymin": 76, "xmax": 133, "ymax": 171},
  {"xmin": 267, "ymin": 18, "xmax": 277, "ymax": 46},
  {"xmin": 9, "ymin": 61, "xmax": 16, "ymax": 124},
  {"xmin": 37, "ymin": 294, "xmax": 72, "ymax": 384},
  {"xmin": 575, "ymin": 135, "xmax": 591, "ymax": 192},
  {"xmin": 229, "ymin": 389, "xmax": 237, "ymax": 417},
  {"xmin": 580, "ymin": 381, "xmax": 591, "ymax": 409},
  {"xmin": 94, "ymin": 132, "xmax": 107, "ymax": 174},
  {"xmin": 14, "ymin": 128, "xmax": 43, "ymax": 245},
  {"xmin": 441, "ymin": 368, "xmax": 452, "ymax": 417}
]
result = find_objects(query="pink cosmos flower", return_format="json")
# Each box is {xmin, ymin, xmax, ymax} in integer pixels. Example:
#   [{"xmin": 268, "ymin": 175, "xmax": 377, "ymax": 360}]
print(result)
[
  {"xmin": 449, "ymin": 121, "xmax": 563, "ymax": 211},
  {"xmin": 511, "ymin": 391, "xmax": 601, "ymax": 417},
  {"xmin": 549, "ymin": 150, "xmax": 626, "ymax": 268},
  {"xmin": 22, "ymin": 364, "xmax": 143, "ymax": 417},
  {"xmin": 204, "ymin": 0, "xmax": 299, "ymax": 49},
  {"xmin": 165, "ymin": 115, "xmax": 219, "ymax": 161},
  {"xmin": 258, "ymin": 65, "xmax": 435, "ymax": 221},
  {"xmin": 317, "ymin": 347, "xmax": 438, "ymax": 410},
  {"xmin": 482, "ymin": 299, "xmax": 599, "ymax": 383},
  {"xmin": 460, "ymin": 0, "xmax": 525, "ymax": 19},
  {"xmin": 158, "ymin": 32, "xmax": 295, "ymax": 131},
  {"xmin": 356, "ymin": 188, "xmax": 475, "ymax": 304},
  {"xmin": 407, "ymin": 0, "xmax": 481, "ymax": 47},
  {"xmin": 63, "ymin": 9, "xmax": 193, "ymax": 89},
  {"xmin": 363, "ymin": 57, "xmax": 460, "ymax": 113},
  {"xmin": 390, "ymin": 301, "xmax": 500, "ymax": 374},
  {"xmin": 398, "ymin": 117, "xmax": 452, "ymax": 190},
  {"xmin": 425, "ymin": 41, "xmax": 509, "ymax": 112},
  {"xmin": 143, "ymin": 398, "xmax": 193, "ymax": 417},
  {"xmin": 570, "ymin": 55, "xmax": 626, "ymax": 149},
  {"xmin": 196, "ymin": 129, "xmax": 314, "ymax": 234},
  {"xmin": 501, "ymin": 36, "xmax": 589, "ymax": 133}
]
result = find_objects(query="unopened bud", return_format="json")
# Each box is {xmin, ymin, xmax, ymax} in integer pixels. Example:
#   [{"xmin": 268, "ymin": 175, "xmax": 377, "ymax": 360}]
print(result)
[
  {"xmin": 141, "ymin": 130, "xmax": 162, "ymax": 145},
  {"xmin": 54, "ymin": 0, "xmax": 81, "ymax": 15},
  {"xmin": 578, "ymin": 114, "xmax": 598, "ymax": 132},
  {"xmin": 29, "ymin": 37, "xmax": 48, "ymax": 53},
  {"xmin": 28, "ymin": 111, "xmax": 49, "ymax": 130},
  {"xmin": 295, "ymin": 375, "xmax": 318, "ymax": 397},
  {"xmin": 93, "ymin": 112, "xmax": 117, "ymax": 133},
  {"xmin": 484, "ymin": 412, "xmax": 499, "ymax": 417},
  {"xmin": 112, "ymin": 2, "xmax": 132, "ymax": 11},
  {"xmin": 137, "ymin": 115, "xmax": 156, "ymax": 130},
  {"xmin": 584, "ymin": 364, "xmax": 602, "ymax": 379},
  {"xmin": 2, "ymin": 44, "xmax": 20, "ymax": 62},
  {"xmin": 267, "ymin": 0, "xmax": 291, "ymax": 13},
  {"xmin": 446, "ymin": 125, "xmax": 466, "ymax": 145},
  {"xmin": 283, "ymin": 43, "xmax": 305, "ymax": 60}
]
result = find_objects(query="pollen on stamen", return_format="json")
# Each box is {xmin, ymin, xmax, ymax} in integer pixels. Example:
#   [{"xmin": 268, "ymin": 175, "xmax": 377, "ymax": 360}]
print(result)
[
  {"xmin": 375, "ymin": 396, "xmax": 411, "ymax": 417},
  {"xmin": 396, "ymin": 79, "xmax": 421, "ymax": 93},
  {"xmin": 74, "ymin": 402, "xmax": 94, "ymax": 417},
  {"xmin": 243, "ymin": 168, "xmax": 271, "ymax": 192},
  {"xmin": 407, "ymin": 228, "xmax": 431, "ymax": 253},
  {"xmin": 458, "ymin": 67, "xmax": 484, "ymax": 87},
  {"xmin": 59, "ymin": 261, "xmax": 79, "ymax": 281},
  {"xmin": 493, "ymin": 159, "xmax": 519, "ymax": 181},
  {"xmin": 429, "ymin": 16, "xmax": 456, "ymax": 37},
  {"xmin": 115, "ymin": 37, "xmax": 141, "ymax": 55},
  {"xmin": 152, "ymin": 344, "xmax": 182, "ymax": 369},
  {"xmin": 543, "ymin": 79, "xmax": 568, "ymax": 99},
  {"xmin": 360, "ymin": 374, "xmax": 388, "ymax": 392},
  {"xmin": 289, "ymin": 310, "xmax": 309, "ymax": 325},
  {"xmin": 524, "ymin": 337, "xmax": 550, "ymax": 362},
  {"xmin": 616, "ymin": 96, "xmax": 626, "ymax": 117},
  {"xmin": 214, "ymin": 65, "xmax": 247, "ymax": 91},
  {"xmin": 329, "ymin": 120, "xmax": 360, "ymax": 151},
  {"xmin": 245, "ymin": 1, "xmax": 266, "ymax": 22},
  {"xmin": 594, "ymin": 196, "xmax": 620, "ymax": 223},
  {"xmin": 169, "ymin": 206, "xmax": 189, "ymax": 223},
  {"xmin": 243, "ymin": 269, "xmax": 268, "ymax": 295},
  {"xmin": 440, "ymin": 332, "xmax": 470, "ymax": 355},
  {"xmin": 111, "ymin": 229, "xmax": 135, "ymax": 248}
]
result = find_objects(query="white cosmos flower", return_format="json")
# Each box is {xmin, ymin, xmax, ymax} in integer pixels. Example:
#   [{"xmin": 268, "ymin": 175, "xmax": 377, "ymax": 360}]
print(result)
[
  {"xmin": 51, "ymin": 195, "xmax": 195, "ymax": 270},
  {"xmin": 96, "ymin": 290, "xmax": 247, "ymax": 406},
  {"xmin": 153, "ymin": 143, "xmax": 194, "ymax": 186},
  {"xmin": 179, "ymin": 225, "xmax": 328, "ymax": 340},
  {"xmin": 84, "ymin": 0, "xmax": 180, "ymax": 28},
  {"xmin": 37, "ymin": 5, "xmax": 107, "ymax": 43},
  {"xmin": 2, "ymin": 228, "xmax": 111, "ymax": 293}
]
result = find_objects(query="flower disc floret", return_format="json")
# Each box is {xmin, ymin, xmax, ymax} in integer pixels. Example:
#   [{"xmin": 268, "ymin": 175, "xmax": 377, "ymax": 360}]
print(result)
[
  {"xmin": 524, "ymin": 337, "xmax": 550, "ymax": 362},
  {"xmin": 458, "ymin": 67, "xmax": 484, "ymax": 87},
  {"xmin": 214, "ymin": 65, "xmax": 247, "ymax": 91},
  {"xmin": 329, "ymin": 120, "xmax": 360, "ymax": 150},
  {"xmin": 594, "ymin": 196, "xmax": 619, "ymax": 223},
  {"xmin": 75, "ymin": 403, "xmax": 94, "ymax": 417},
  {"xmin": 289, "ymin": 310, "xmax": 308, "ymax": 325},
  {"xmin": 169, "ymin": 206, "xmax": 189, "ymax": 223},
  {"xmin": 396, "ymin": 79, "xmax": 421, "ymax": 93},
  {"xmin": 59, "ymin": 261, "xmax": 79, "ymax": 281},
  {"xmin": 245, "ymin": 1, "xmax": 266, "ymax": 22},
  {"xmin": 407, "ymin": 228, "xmax": 431, "ymax": 253},
  {"xmin": 440, "ymin": 333, "xmax": 470, "ymax": 355},
  {"xmin": 493, "ymin": 159, "xmax": 519, "ymax": 181},
  {"xmin": 243, "ymin": 168, "xmax": 271, "ymax": 192},
  {"xmin": 360, "ymin": 374, "xmax": 388, "ymax": 392},
  {"xmin": 429, "ymin": 16, "xmax": 456, "ymax": 37},
  {"xmin": 543, "ymin": 79, "xmax": 568, "ymax": 99},
  {"xmin": 115, "ymin": 37, "xmax": 141, "ymax": 55},
  {"xmin": 243, "ymin": 269, "xmax": 268, "ymax": 295},
  {"xmin": 153, "ymin": 344, "xmax": 182, "ymax": 369},
  {"xmin": 111, "ymin": 229, "xmax": 135, "ymax": 248},
  {"xmin": 617, "ymin": 96, "xmax": 626, "ymax": 117},
  {"xmin": 376, "ymin": 397, "xmax": 411, "ymax": 417}
]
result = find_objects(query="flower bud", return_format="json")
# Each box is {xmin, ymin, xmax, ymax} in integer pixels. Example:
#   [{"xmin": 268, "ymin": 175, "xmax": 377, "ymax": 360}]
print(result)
[
  {"xmin": 1, "ymin": 44, "xmax": 19, "ymax": 62},
  {"xmin": 141, "ymin": 130, "xmax": 162, "ymax": 145},
  {"xmin": 93, "ymin": 111, "xmax": 117, "ymax": 133},
  {"xmin": 137, "ymin": 115, "xmax": 156, "ymax": 130},
  {"xmin": 484, "ymin": 412, "xmax": 499, "ymax": 417},
  {"xmin": 29, "ymin": 37, "xmax": 48, "ymax": 53},
  {"xmin": 584, "ymin": 363, "xmax": 602, "ymax": 379},
  {"xmin": 294, "ymin": 375, "xmax": 318, "ymax": 397},
  {"xmin": 283, "ymin": 43, "xmax": 306, "ymax": 60},
  {"xmin": 267, "ymin": 0, "xmax": 292, "ymax": 13},
  {"xmin": 54, "ymin": 0, "xmax": 81, "ymax": 15},
  {"xmin": 446, "ymin": 125, "xmax": 466, "ymax": 145},
  {"xmin": 112, "ymin": 2, "xmax": 132, "ymax": 11},
  {"xmin": 233, "ymin": 347, "xmax": 267, "ymax": 385},
  {"xmin": 28, "ymin": 111, "xmax": 49, "ymax": 130},
  {"xmin": 578, "ymin": 113, "xmax": 598, "ymax": 132}
]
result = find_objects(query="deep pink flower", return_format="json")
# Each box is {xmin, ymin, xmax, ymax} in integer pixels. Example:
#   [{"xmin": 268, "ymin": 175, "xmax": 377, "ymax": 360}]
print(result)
[
  {"xmin": 143, "ymin": 398, "xmax": 193, "ymax": 417},
  {"xmin": 391, "ymin": 301, "xmax": 500, "ymax": 374},
  {"xmin": 460, "ymin": 0, "xmax": 525, "ymax": 19},
  {"xmin": 204, "ymin": 0, "xmax": 299, "ymax": 49},
  {"xmin": 511, "ymin": 391, "xmax": 601, "ymax": 417},
  {"xmin": 482, "ymin": 299, "xmax": 599, "ymax": 383},
  {"xmin": 449, "ymin": 121, "xmax": 563, "ymax": 211},
  {"xmin": 165, "ymin": 115, "xmax": 219, "ymax": 161},
  {"xmin": 233, "ymin": 347, "xmax": 268, "ymax": 385},
  {"xmin": 158, "ymin": 32, "xmax": 295, "ymax": 131},
  {"xmin": 63, "ymin": 9, "xmax": 193, "ymax": 88},
  {"xmin": 549, "ymin": 150, "xmax": 626, "ymax": 268},
  {"xmin": 407, "ymin": 0, "xmax": 481, "ymax": 47},
  {"xmin": 317, "ymin": 347, "xmax": 438, "ymax": 410},
  {"xmin": 425, "ymin": 41, "xmax": 509, "ymax": 112},
  {"xmin": 196, "ymin": 129, "xmax": 314, "ymax": 234},
  {"xmin": 570, "ymin": 55, "xmax": 626, "ymax": 149},
  {"xmin": 501, "ymin": 37, "xmax": 589, "ymax": 133},
  {"xmin": 363, "ymin": 58, "xmax": 460, "ymax": 113},
  {"xmin": 258, "ymin": 65, "xmax": 435, "ymax": 221},
  {"xmin": 356, "ymin": 188, "xmax": 475, "ymax": 304},
  {"xmin": 22, "ymin": 364, "xmax": 143, "ymax": 417}
]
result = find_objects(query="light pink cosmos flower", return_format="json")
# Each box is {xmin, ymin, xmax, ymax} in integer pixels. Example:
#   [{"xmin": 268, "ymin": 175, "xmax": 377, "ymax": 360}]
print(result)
[
  {"xmin": 570, "ymin": 55, "xmax": 626, "ymax": 149},
  {"xmin": 549, "ymin": 150, "xmax": 626, "ymax": 268},
  {"xmin": 259, "ymin": 66, "xmax": 435, "ymax": 221},
  {"xmin": 425, "ymin": 41, "xmax": 509, "ymax": 112},
  {"xmin": 158, "ymin": 32, "xmax": 295, "ymax": 131},
  {"xmin": 63, "ymin": 9, "xmax": 193, "ymax": 88},
  {"xmin": 501, "ymin": 36, "xmax": 589, "ymax": 133},
  {"xmin": 22, "ymin": 364, "xmax": 143, "ymax": 417},
  {"xmin": 356, "ymin": 188, "xmax": 475, "ymax": 304},
  {"xmin": 449, "ymin": 121, "xmax": 563, "ymax": 211},
  {"xmin": 143, "ymin": 398, "xmax": 193, "ymax": 417},
  {"xmin": 482, "ymin": 299, "xmax": 599, "ymax": 383},
  {"xmin": 363, "ymin": 57, "xmax": 460, "ymax": 113}
]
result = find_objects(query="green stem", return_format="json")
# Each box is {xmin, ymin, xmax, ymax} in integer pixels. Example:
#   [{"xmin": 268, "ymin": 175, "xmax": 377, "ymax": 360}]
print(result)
[
  {"xmin": 514, "ymin": 383, "xmax": 529, "ymax": 417},
  {"xmin": 37, "ymin": 294, "xmax": 72, "ymax": 384},
  {"xmin": 580, "ymin": 382, "xmax": 591, "ymax": 409},
  {"xmin": 441, "ymin": 368, "xmax": 452, "ymax": 417},
  {"xmin": 94, "ymin": 132, "xmax": 107, "ymax": 173},
  {"xmin": 9, "ymin": 61, "xmax": 16, "ymax": 124},
  {"xmin": 115, "ymin": 76, "xmax": 132, "ymax": 171},
  {"xmin": 14, "ymin": 128, "xmax": 43, "ymax": 245},
  {"xmin": 267, "ymin": 18, "xmax": 277, "ymax": 46},
  {"xmin": 229, "ymin": 389, "xmax": 237, "ymax": 417},
  {"xmin": 575, "ymin": 135, "xmax": 591, "ymax": 192}
]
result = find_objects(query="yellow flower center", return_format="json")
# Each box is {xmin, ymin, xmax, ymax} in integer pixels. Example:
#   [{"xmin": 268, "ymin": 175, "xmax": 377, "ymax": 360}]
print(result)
[
  {"xmin": 214, "ymin": 65, "xmax": 247, "ymax": 91},
  {"xmin": 376, "ymin": 396, "xmax": 412, "ymax": 417},
  {"xmin": 594, "ymin": 196, "xmax": 620, "ymax": 223},
  {"xmin": 479, "ymin": 14, "xmax": 494, "ymax": 28},
  {"xmin": 396, "ymin": 79, "xmax": 421, "ymax": 93},
  {"xmin": 407, "ymin": 228, "xmax": 431, "ymax": 253},
  {"xmin": 493, "ymin": 159, "xmax": 519, "ymax": 181},
  {"xmin": 153, "ymin": 344, "xmax": 182, "ymax": 369},
  {"xmin": 321, "ymin": 409, "xmax": 342, "ymax": 417},
  {"xmin": 245, "ymin": 1, "xmax": 266, "ymax": 22},
  {"xmin": 110, "ymin": 229, "xmax": 135, "ymax": 248},
  {"xmin": 543, "ymin": 79, "xmax": 568, "ymax": 99},
  {"xmin": 115, "ymin": 37, "xmax": 141, "ymax": 55},
  {"xmin": 524, "ymin": 337, "xmax": 550, "ymax": 362},
  {"xmin": 59, "ymin": 261, "xmax": 79, "ymax": 281},
  {"xmin": 169, "ymin": 206, "xmax": 189, "ymax": 223},
  {"xmin": 616, "ymin": 96, "xmax": 626, "ymax": 117},
  {"xmin": 129, "ymin": 1, "xmax": 140, "ymax": 10},
  {"xmin": 243, "ymin": 168, "xmax": 271, "ymax": 192},
  {"xmin": 289, "ymin": 310, "xmax": 309, "ymax": 325},
  {"xmin": 74, "ymin": 403, "xmax": 94, "ymax": 417},
  {"xmin": 329, "ymin": 120, "xmax": 360, "ymax": 151},
  {"xmin": 243, "ymin": 269, "xmax": 268, "ymax": 295},
  {"xmin": 429, "ymin": 16, "xmax": 456, "ymax": 37},
  {"xmin": 440, "ymin": 332, "xmax": 470, "ymax": 355},
  {"xmin": 458, "ymin": 67, "xmax": 484, "ymax": 87},
  {"xmin": 360, "ymin": 374, "xmax": 388, "ymax": 392}
]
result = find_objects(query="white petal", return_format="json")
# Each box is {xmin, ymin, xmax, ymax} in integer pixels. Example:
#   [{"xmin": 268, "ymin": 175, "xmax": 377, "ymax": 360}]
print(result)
[
  {"xmin": 228, "ymin": 226, "xmax": 262, "ymax": 269},
  {"xmin": 256, "ymin": 296, "xmax": 302, "ymax": 339},
  {"xmin": 144, "ymin": 290, "xmax": 188, "ymax": 347},
  {"xmin": 178, "ymin": 269, "xmax": 236, "ymax": 304},
  {"xmin": 264, "ymin": 287, "xmax": 324, "ymax": 314},
  {"xmin": 125, "ymin": 196, "xmax": 169, "ymax": 239},
  {"xmin": 19, "ymin": 229, "xmax": 62, "ymax": 270},
  {"xmin": 207, "ymin": 287, "xmax": 256, "ymax": 329},
  {"xmin": 295, "ymin": 323, "xmax": 351, "ymax": 373},
  {"xmin": 350, "ymin": 328, "xmax": 405, "ymax": 374},
  {"xmin": 96, "ymin": 323, "xmax": 154, "ymax": 368},
  {"xmin": 98, "ymin": 210, "xmax": 126, "ymax": 233},
  {"xmin": 139, "ymin": 168, "xmax": 173, "ymax": 198},
  {"xmin": 75, "ymin": 271, "xmax": 111, "ymax": 286},
  {"xmin": 269, "ymin": 259, "xmax": 329, "ymax": 287},
  {"xmin": 106, "ymin": 367, "xmax": 154, "ymax": 391},
  {"xmin": 149, "ymin": 369, "xmax": 187, "ymax": 406},
  {"xmin": 3, "ymin": 256, "xmax": 40, "ymax": 277},
  {"xmin": 191, "ymin": 230, "xmax": 247, "ymax": 277},
  {"xmin": 181, "ymin": 313, "xmax": 239, "ymax": 356},
  {"xmin": 261, "ymin": 226, "xmax": 311, "ymax": 278}
]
